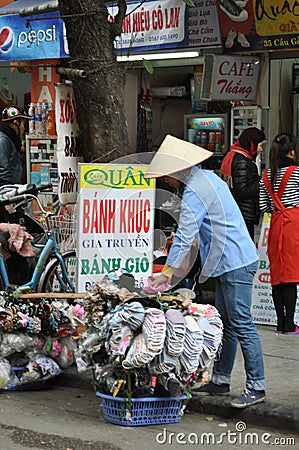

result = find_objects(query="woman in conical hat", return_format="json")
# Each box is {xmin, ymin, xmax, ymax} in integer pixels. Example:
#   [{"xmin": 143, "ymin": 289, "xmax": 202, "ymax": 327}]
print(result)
[
  {"xmin": 144, "ymin": 134, "xmax": 213, "ymax": 179},
  {"xmin": 146, "ymin": 135, "xmax": 266, "ymax": 410}
]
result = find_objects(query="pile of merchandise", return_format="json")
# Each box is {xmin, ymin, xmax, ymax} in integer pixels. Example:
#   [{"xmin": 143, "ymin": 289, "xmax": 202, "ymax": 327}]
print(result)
[
  {"xmin": 75, "ymin": 274, "xmax": 223, "ymax": 400},
  {"xmin": 0, "ymin": 291, "xmax": 82, "ymax": 390}
]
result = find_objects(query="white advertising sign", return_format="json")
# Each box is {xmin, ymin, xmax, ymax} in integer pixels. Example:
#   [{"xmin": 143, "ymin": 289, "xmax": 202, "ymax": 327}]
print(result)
[
  {"xmin": 109, "ymin": 0, "xmax": 186, "ymax": 51},
  {"xmin": 188, "ymin": 0, "xmax": 221, "ymax": 48},
  {"xmin": 55, "ymin": 84, "xmax": 84, "ymax": 205},
  {"xmin": 108, "ymin": 0, "xmax": 221, "ymax": 52},
  {"xmin": 77, "ymin": 164, "xmax": 155, "ymax": 292},
  {"xmin": 202, "ymin": 54, "xmax": 260, "ymax": 101},
  {"xmin": 252, "ymin": 213, "xmax": 299, "ymax": 325}
]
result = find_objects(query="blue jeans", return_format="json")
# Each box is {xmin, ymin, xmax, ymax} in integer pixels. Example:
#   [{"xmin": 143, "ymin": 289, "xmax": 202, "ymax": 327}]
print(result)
[{"xmin": 211, "ymin": 262, "xmax": 265, "ymax": 391}]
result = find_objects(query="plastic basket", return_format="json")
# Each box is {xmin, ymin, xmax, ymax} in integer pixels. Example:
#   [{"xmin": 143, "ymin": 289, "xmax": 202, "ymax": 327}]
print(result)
[
  {"xmin": 1, "ymin": 366, "xmax": 25, "ymax": 391},
  {"xmin": 96, "ymin": 392, "xmax": 186, "ymax": 426},
  {"xmin": 44, "ymin": 215, "xmax": 76, "ymax": 251},
  {"xmin": 0, "ymin": 367, "xmax": 49, "ymax": 391}
]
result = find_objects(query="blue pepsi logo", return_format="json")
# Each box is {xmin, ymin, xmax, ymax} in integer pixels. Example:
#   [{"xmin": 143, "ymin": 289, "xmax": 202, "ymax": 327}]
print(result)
[{"xmin": 0, "ymin": 27, "xmax": 14, "ymax": 53}]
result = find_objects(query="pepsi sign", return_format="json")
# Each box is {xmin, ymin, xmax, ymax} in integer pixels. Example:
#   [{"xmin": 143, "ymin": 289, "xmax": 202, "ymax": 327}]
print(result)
[
  {"xmin": 0, "ymin": 12, "xmax": 69, "ymax": 60},
  {"xmin": 0, "ymin": 27, "xmax": 14, "ymax": 53}
]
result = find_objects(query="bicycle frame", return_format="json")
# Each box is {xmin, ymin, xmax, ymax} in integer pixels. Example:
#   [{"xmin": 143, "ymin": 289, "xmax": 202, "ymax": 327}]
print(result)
[{"xmin": 0, "ymin": 232, "xmax": 75, "ymax": 293}]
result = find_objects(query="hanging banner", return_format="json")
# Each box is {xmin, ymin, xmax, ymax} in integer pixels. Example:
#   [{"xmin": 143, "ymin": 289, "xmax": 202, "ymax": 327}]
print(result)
[
  {"xmin": 108, "ymin": 0, "xmax": 221, "ymax": 54},
  {"xmin": 251, "ymin": 213, "xmax": 299, "ymax": 325},
  {"xmin": 217, "ymin": 0, "xmax": 299, "ymax": 54},
  {"xmin": 55, "ymin": 83, "xmax": 83, "ymax": 205},
  {"xmin": 77, "ymin": 163, "xmax": 155, "ymax": 292},
  {"xmin": 0, "ymin": 11, "xmax": 68, "ymax": 60}
]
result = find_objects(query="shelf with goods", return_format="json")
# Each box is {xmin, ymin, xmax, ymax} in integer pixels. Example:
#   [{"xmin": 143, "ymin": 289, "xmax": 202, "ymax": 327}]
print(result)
[
  {"xmin": 231, "ymin": 105, "xmax": 270, "ymax": 172},
  {"xmin": 230, "ymin": 106, "xmax": 263, "ymax": 144},
  {"xmin": 25, "ymin": 135, "xmax": 59, "ymax": 213}
]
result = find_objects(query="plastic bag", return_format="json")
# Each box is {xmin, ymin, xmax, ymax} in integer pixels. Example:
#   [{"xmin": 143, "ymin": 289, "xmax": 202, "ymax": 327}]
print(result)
[
  {"xmin": 54, "ymin": 336, "xmax": 75, "ymax": 368},
  {"xmin": 0, "ymin": 359, "xmax": 11, "ymax": 388},
  {"xmin": 0, "ymin": 333, "xmax": 38, "ymax": 357}
]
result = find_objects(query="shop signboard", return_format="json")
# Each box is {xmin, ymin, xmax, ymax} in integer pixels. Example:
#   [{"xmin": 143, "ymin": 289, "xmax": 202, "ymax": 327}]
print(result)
[
  {"xmin": 217, "ymin": 0, "xmax": 299, "ymax": 54},
  {"xmin": 31, "ymin": 58, "xmax": 59, "ymax": 105},
  {"xmin": 77, "ymin": 164, "xmax": 155, "ymax": 292},
  {"xmin": 55, "ymin": 83, "xmax": 84, "ymax": 205},
  {"xmin": 187, "ymin": 0, "xmax": 221, "ymax": 48},
  {"xmin": 201, "ymin": 54, "xmax": 260, "ymax": 101},
  {"xmin": 108, "ymin": 0, "xmax": 221, "ymax": 54},
  {"xmin": 251, "ymin": 213, "xmax": 299, "ymax": 325},
  {"xmin": 0, "ymin": 7, "xmax": 68, "ymax": 60}
]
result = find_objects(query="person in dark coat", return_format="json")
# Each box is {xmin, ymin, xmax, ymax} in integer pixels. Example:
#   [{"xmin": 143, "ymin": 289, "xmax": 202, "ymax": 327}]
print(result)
[
  {"xmin": 220, "ymin": 127, "xmax": 266, "ymax": 241},
  {"xmin": 0, "ymin": 105, "xmax": 29, "ymax": 186},
  {"xmin": 0, "ymin": 105, "xmax": 34, "ymax": 284}
]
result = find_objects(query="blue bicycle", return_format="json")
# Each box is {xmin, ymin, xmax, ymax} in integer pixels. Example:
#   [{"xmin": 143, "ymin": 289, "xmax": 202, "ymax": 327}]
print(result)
[{"xmin": 0, "ymin": 183, "xmax": 76, "ymax": 294}]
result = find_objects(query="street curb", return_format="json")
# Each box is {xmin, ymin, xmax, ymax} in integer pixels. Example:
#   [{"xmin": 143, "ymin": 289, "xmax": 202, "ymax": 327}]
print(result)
[
  {"xmin": 188, "ymin": 395, "xmax": 299, "ymax": 433},
  {"xmin": 54, "ymin": 369, "xmax": 299, "ymax": 433}
]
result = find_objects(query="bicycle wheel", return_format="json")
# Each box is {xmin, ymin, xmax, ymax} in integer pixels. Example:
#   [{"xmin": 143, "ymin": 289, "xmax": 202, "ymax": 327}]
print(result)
[
  {"xmin": 0, "ymin": 273, "xmax": 5, "ymax": 291},
  {"xmin": 37, "ymin": 250, "xmax": 77, "ymax": 293}
]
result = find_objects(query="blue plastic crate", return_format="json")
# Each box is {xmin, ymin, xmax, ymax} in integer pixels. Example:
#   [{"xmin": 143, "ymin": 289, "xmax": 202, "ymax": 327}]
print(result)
[{"xmin": 96, "ymin": 392, "xmax": 186, "ymax": 426}]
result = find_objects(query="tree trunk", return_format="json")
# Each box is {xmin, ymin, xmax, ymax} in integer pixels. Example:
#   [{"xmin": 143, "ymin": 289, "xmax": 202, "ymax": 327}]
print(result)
[{"xmin": 58, "ymin": 0, "xmax": 129, "ymax": 162}]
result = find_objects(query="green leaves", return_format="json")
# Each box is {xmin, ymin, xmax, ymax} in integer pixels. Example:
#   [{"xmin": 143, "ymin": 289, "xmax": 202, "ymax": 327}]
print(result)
[
  {"xmin": 183, "ymin": 0, "xmax": 195, "ymax": 6},
  {"xmin": 142, "ymin": 59, "xmax": 154, "ymax": 75}
]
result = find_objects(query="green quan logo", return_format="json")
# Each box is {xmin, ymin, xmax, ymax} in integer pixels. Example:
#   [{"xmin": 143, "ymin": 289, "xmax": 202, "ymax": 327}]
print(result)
[{"xmin": 83, "ymin": 167, "xmax": 151, "ymax": 188}]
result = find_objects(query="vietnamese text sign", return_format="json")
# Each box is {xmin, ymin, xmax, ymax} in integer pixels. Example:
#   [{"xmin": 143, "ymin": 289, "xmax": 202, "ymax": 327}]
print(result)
[
  {"xmin": 55, "ymin": 83, "xmax": 84, "ymax": 205},
  {"xmin": 108, "ymin": 0, "xmax": 187, "ymax": 52},
  {"xmin": 188, "ymin": 0, "xmax": 221, "ymax": 48},
  {"xmin": 202, "ymin": 54, "xmax": 260, "ymax": 101},
  {"xmin": 31, "ymin": 58, "xmax": 59, "ymax": 105},
  {"xmin": 108, "ymin": 0, "xmax": 221, "ymax": 53},
  {"xmin": 77, "ymin": 164, "xmax": 155, "ymax": 292},
  {"xmin": 217, "ymin": 0, "xmax": 299, "ymax": 54},
  {"xmin": 251, "ymin": 213, "xmax": 299, "ymax": 325}
]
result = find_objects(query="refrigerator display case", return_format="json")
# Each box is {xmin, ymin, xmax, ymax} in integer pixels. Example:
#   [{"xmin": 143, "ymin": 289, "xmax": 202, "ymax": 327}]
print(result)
[
  {"xmin": 184, "ymin": 113, "xmax": 230, "ymax": 170},
  {"xmin": 231, "ymin": 105, "xmax": 270, "ymax": 172}
]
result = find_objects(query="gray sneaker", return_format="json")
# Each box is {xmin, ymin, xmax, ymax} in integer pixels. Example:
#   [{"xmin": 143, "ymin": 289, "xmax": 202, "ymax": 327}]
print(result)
[
  {"xmin": 230, "ymin": 389, "xmax": 266, "ymax": 408},
  {"xmin": 220, "ymin": 0, "xmax": 248, "ymax": 22}
]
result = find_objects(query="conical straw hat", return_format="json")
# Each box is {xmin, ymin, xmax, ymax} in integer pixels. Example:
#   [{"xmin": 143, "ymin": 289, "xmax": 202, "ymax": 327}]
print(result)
[{"xmin": 144, "ymin": 135, "xmax": 213, "ymax": 179}]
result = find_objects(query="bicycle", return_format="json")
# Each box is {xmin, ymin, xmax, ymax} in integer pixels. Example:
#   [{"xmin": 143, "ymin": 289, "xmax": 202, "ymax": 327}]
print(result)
[{"xmin": 0, "ymin": 183, "xmax": 77, "ymax": 295}]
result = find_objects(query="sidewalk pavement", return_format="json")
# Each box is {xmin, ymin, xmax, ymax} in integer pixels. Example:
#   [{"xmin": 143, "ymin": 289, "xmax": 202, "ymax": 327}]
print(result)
[{"xmin": 57, "ymin": 325, "xmax": 299, "ymax": 433}]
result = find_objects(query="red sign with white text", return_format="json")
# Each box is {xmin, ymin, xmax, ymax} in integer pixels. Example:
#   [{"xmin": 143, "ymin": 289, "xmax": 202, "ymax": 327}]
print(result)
[{"xmin": 31, "ymin": 59, "xmax": 60, "ymax": 105}]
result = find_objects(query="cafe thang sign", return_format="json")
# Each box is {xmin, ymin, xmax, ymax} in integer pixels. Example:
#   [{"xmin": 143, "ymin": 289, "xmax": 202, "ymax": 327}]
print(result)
[{"xmin": 77, "ymin": 164, "xmax": 155, "ymax": 292}]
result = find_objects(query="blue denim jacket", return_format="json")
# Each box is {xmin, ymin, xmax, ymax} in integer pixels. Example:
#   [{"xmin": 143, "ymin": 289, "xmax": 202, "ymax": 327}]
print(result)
[{"xmin": 166, "ymin": 166, "xmax": 259, "ymax": 282}]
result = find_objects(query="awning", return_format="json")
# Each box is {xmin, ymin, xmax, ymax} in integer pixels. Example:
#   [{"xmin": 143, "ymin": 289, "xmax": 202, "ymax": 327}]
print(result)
[
  {"xmin": 0, "ymin": 0, "xmax": 68, "ymax": 61},
  {"xmin": 0, "ymin": 1, "xmax": 58, "ymax": 16}
]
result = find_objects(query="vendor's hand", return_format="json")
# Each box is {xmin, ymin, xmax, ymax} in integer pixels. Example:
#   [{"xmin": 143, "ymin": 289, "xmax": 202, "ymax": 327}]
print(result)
[{"xmin": 151, "ymin": 273, "xmax": 170, "ymax": 288}]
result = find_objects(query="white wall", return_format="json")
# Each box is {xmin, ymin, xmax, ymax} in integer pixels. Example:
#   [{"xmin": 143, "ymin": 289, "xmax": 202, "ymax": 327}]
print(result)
[
  {"xmin": 124, "ymin": 72, "xmax": 138, "ymax": 152},
  {"xmin": 269, "ymin": 58, "xmax": 295, "ymax": 139}
]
